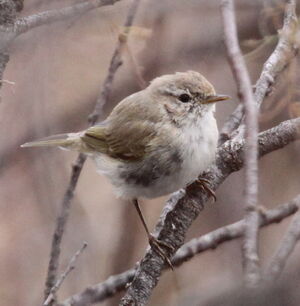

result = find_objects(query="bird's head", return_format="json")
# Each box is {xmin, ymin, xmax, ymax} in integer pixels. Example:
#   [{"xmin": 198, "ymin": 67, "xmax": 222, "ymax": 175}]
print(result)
[{"xmin": 147, "ymin": 71, "xmax": 230, "ymax": 125}]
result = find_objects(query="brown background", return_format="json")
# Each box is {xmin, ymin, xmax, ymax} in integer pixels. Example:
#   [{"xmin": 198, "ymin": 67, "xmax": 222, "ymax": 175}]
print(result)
[{"xmin": 0, "ymin": 0, "xmax": 300, "ymax": 305}]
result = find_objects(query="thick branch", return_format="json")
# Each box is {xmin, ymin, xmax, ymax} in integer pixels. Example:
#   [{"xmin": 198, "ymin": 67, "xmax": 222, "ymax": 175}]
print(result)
[
  {"xmin": 265, "ymin": 194, "xmax": 300, "ymax": 281},
  {"xmin": 119, "ymin": 118, "xmax": 300, "ymax": 305},
  {"xmin": 61, "ymin": 189, "xmax": 300, "ymax": 305},
  {"xmin": 43, "ymin": 0, "xmax": 142, "ymax": 301},
  {"xmin": 14, "ymin": 0, "xmax": 122, "ymax": 36},
  {"xmin": 221, "ymin": 0, "xmax": 260, "ymax": 287}
]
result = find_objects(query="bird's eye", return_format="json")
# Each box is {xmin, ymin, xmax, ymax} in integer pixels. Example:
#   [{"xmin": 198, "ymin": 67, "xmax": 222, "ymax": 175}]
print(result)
[{"xmin": 178, "ymin": 93, "xmax": 191, "ymax": 103}]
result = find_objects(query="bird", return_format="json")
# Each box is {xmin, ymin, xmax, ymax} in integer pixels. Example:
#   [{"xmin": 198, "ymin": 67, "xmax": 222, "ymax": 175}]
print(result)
[{"xmin": 22, "ymin": 71, "xmax": 230, "ymax": 267}]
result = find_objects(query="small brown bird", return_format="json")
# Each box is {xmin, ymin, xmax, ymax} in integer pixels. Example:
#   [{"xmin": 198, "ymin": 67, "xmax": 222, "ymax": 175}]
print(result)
[{"xmin": 22, "ymin": 71, "xmax": 230, "ymax": 266}]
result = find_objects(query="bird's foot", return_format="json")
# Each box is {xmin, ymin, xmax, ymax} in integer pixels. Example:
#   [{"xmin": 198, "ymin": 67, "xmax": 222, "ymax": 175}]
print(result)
[
  {"xmin": 148, "ymin": 234, "xmax": 174, "ymax": 270},
  {"xmin": 195, "ymin": 178, "xmax": 216, "ymax": 202}
]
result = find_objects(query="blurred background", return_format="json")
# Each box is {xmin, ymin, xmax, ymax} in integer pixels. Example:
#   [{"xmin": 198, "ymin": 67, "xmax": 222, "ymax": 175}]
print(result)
[{"xmin": 0, "ymin": 0, "xmax": 300, "ymax": 305}]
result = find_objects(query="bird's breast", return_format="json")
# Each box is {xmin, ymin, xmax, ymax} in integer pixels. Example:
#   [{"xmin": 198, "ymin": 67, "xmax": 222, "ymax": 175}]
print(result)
[{"xmin": 177, "ymin": 113, "xmax": 218, "ymax": 185}]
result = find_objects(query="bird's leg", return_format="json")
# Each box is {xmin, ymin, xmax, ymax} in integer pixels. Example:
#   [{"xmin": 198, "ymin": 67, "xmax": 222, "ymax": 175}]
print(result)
[
  {"xmin": 132, "ymin": 198, "xmax": 174, "ymax": 269},
  {"xmin": 195, "ymin": 177, "xmax": 217, "ymax": 202}
]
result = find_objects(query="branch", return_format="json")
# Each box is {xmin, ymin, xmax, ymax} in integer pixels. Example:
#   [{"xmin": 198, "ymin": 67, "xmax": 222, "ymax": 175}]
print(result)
[
  {"xmin": 265, "ymin": 194, "xmax": 300, "ymax": 281},
  {"xmin": 60, "ymin": 269, "xmax": 136, "ymax": 306},
  {"xmin": 44, "ymin": 242, "xmax": 88, "ymax": 306},
  {"xmin": 89, "ymin": 0, "xmax": 142, "ymax": 123},
  {"xmin": 43, "ymin": 0, "xmax": 142, "ymax": 301},
  {"xmin": 60, "ymin": 192, "xmax": 300, "ymax": 305},
  {"xmin": 218, "ymin": 103, "xmax": 244, "ymax": 145},
  {"xmin": 119, "ymin": 118, "xmax": 300, "ymax": 305},
  {"xmin": 219, "ymin": 0, "xmax": 299, "ymax": 144},
  {"xmin": 44, "ymin": 154, "xmax": 87, "ymax": 300},
  {"xmin": 14, "ymin": 0, "xmax": 122, "ymax": 36},
  {"xmin": 254, "ymin": 0, "xmax": 299, "ymax": 110},
  {"xmin": 221, "ymin": 0, "xmax": 260, "ymax": 287},
  {"xmin": 172, "ymin": 195, "xmax": 299, "ymax": 267}
]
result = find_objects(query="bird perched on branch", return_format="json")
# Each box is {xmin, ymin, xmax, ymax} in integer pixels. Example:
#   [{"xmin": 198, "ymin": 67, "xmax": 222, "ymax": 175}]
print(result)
[{"xmin": 22, "ymin": 71, "xmax": 230, "ymax": 267}]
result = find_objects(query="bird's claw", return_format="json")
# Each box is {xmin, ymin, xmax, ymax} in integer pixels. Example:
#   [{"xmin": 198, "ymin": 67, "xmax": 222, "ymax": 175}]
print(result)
[
  {"xmin": 148, "ymin": 234, "xmax": 174, "ymax": 270},
  {"xmin": 196, "ymin": 178, "xmax": 217, "ymax": 202}
]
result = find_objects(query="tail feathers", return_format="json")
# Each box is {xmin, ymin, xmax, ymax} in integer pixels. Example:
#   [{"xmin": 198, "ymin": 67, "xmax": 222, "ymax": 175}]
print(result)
[{"xmin": 21, "ymin": 133, "xmax": 78, "ymax": 148}]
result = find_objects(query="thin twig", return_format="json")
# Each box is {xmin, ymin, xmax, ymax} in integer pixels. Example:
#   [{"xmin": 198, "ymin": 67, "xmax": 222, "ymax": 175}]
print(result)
[
  {"xmin": 60, "ymin": 269, "xmax": 136, "ymax": 306},
  {"xmin": 218, "ymin": 103, "xmax": 244, "ymax": 145},
  {"xmin": 259, "ymin": 63, "xmax": 295, "ymax": 123},
  {"xmin": 60, "ymin": 192, "xmax": 300, "ymax": 305},
  {"xmin": 0, "ymin": 78, "xmax": 16, "ymax": 95},
  {"xmin": 14, "ymin": 0, "xmax": 122, "ymax": 36},
  {"xmin": 221, "ymin": 0, "xmax": 260, "ymax": 287},
  {"xmin": 124, "ymin": 42, "xmax": 147, "ymax": 89},
  {"xmin": 119, "ymin": 117, "xmax": 300, "ymax": 305},
  {"xmin": 0, "ymin": 1, "xmax": 123, "ymax": 92},
  {"xmin": 0, "ymin": 79, "xmax": 15, "ymax": 85},
  {"xmin": 44, "ymin": 242, "xmax": 88, "ymax": 306},
  {"xmin": 173, "ymin": 196, "xmax": 300, "ymax": 267},
  {"xmin": 265, "ymin": 194, "xmax": 300, "ymax": 281},
  {"xmin": 43, "ymin": 0, "xmax": 142, "ymax": 301},
  {"xmin": 44, "ymin": 154, "xmax": 86, "ymax": 300},
  {"xmin": 89, "ymin": 0, "xmax": 142, "ymax": 123}
]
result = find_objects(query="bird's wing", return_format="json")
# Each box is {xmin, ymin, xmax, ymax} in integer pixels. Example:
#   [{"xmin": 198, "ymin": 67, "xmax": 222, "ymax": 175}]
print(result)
[
  {"xmin": 81, "ymin": 92, "xmax": 160, "ymax": 161},
  {"xmin": 81, "ymin": 124, "xmax": 109, "ymax": 154}
]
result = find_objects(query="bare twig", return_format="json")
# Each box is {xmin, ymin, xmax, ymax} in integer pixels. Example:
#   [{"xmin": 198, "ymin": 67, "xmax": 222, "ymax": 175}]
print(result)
[
  {"xmin": 89, "ymin": 0, "xmax": 142, "ymax": 123},
  {"xmin": 43, "ymin": 0, "xmax": 142, "ymax": 301},
  {"xmin": 60, "ymin": 191, "xmax": 300, "ymax": 305},
  {"xmin": 44, "ymin": 242, "xmax": 88, "ymax": 306},
  {"xmin": 124, "ymin": 42, "xmax": 147, "ymax": 89},
  {"xmin": 219, "ymin": 0, "xmax": 299, "ymax": 144},
  {"xmin": 14, "ymin": 0, "xmax": 122, "ymax": 36},
  {"xmin": 259, "ymin": 64, "xmax": 295, "ymax": 123},
  {"xmin": 0, "ymin": 79, "xmax": 15, "ymax": 85},
  {"xmin": 60, "ymin": 269, "xmax": 136, "ymax": 306},
  {"xmin": 0, "ymin": 0, "xmax": 124, "ymax": 92},
  {"xmin": 221, "ymin": 0, "xmax": 260, "ymax": 287},
  {"xmin": 254, "ymin": 0, "xmax": 298, "ymax": 109},
  {"xmin": 173, "ymin": 196, "xmax": 300, "ymax": 267},
  {"xmin": 265, "ymin": 194, "xmax": 300, "ymax": 281},
  {"xmin": 44, "ymin": 154, "xmax": 86, "ymax": 300},
  {"xmin": 0, "ymin": 78, "xmax": 16, "ymax": 95},
  {"xmin": 119, "ymin": 118, "xmax": 300, "ymax": 305},
  {"xmin": 218, "ymin": 103, "xmax": 244, "ymax": 145}
]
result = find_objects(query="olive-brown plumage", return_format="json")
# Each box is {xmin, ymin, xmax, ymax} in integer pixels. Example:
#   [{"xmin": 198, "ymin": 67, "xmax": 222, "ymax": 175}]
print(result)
[
  {"xmin": 22, "ymin": 71, "xmax": 230, "ymax": 267},
  {"xmin": 22, "ymin": 71, "xmax": 229, "ymax": 199}
]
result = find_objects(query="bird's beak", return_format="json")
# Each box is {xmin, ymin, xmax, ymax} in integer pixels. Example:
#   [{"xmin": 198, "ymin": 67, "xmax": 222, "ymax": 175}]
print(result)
[{"xmin": 203, "ymin": 94, "xmax": 231, "ymax": 104}]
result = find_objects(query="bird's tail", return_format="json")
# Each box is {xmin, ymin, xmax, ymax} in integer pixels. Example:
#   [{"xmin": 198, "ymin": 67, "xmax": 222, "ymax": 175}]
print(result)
[{"xmin": 21, "ymin": 132, "xmax": 82, "ymax": 149}]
